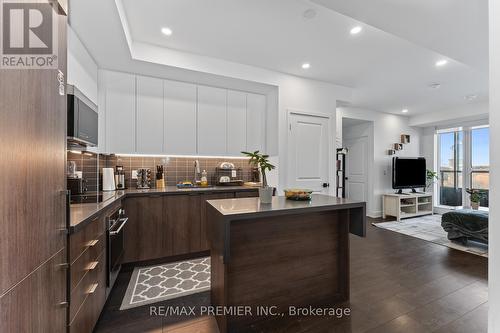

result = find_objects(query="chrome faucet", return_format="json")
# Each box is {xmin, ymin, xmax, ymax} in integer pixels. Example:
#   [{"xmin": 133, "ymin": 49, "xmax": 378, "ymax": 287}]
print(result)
[{"xmin": 194, "ymin": 160, "xmax": 201, "ymax": 183}]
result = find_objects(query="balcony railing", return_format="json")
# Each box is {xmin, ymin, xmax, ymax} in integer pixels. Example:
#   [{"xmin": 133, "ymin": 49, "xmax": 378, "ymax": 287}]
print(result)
[{"xmin": 439, "ymin": 170, "xmax": 489, "ymax": 207}]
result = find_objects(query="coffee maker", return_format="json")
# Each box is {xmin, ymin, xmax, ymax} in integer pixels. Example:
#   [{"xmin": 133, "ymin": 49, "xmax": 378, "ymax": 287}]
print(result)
[
  {"xmin": 67, "ymin": 161, "xmax": 87, "ymax": 195},
  {"xmin": 115, "ymin": 165, "xmax": 126, "ymax": 190}
]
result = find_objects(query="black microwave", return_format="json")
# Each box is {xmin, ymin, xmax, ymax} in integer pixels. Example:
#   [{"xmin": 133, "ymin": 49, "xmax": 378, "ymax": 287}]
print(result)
[{"xmin": 67, "ymin": 85, "xmax": 98, "ymax": 147}]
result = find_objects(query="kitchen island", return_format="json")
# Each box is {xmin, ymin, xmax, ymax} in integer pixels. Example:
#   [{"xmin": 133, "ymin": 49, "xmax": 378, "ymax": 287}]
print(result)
[{"xmin": 206, "ymin": 194, "xmax": 366, "ymax": 332}]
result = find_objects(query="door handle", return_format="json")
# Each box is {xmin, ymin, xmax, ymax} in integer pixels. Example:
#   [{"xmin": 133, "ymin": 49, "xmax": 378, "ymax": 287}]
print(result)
[
  {"xmin": 322, "ymin": 183, "xmax": 330, "ymax": 188},
  {"xmin": 110, "ymin": 217, "xmax": 128, "ymax": 235}
]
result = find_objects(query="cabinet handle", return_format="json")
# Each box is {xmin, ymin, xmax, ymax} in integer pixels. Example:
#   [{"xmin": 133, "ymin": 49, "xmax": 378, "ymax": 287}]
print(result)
[
  {"xmin": 85, "ymin": 261, "xmax": 99, "ymax": 271},
  {"xmin": 58, "ymin": 301, "xmax": 69, "ymax": 308},
  {"xmin": 57, "ymin": 263, "xmax": 69, "ymax": 270},
  {"xmin": 87, "ymin": 283, "xmax": 98, "ymax": 294},
  {"xmin": 86, "ymin": 239, "xmax": 99, "ymax": 247}
]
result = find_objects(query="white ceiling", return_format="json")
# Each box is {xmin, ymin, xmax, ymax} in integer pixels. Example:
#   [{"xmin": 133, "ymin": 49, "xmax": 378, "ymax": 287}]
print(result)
[
  {"xmin": 312, "ymin": 0, "xmax": 489, "ymax": 72},
  {"xmin": 70, "ymin": 0, "xmax": 489, "ymax": 116}
]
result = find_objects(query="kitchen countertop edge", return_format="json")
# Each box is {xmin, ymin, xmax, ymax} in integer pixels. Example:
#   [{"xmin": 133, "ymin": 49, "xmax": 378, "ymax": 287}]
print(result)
[{"xmin": 69, "ymin": 186, "xmax": 259, "ymax": 234}]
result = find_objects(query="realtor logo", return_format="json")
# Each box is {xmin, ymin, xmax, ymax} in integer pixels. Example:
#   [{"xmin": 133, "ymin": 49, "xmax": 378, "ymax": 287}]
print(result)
[{"xmin": 1, "ymin": 0, "xmax": 58, "ymax": 69}]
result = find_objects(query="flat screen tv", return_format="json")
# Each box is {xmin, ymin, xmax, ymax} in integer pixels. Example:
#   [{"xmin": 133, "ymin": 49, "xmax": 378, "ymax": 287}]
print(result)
[{"xmin": 392, "ymin": 157, "xmax": 426, "ymax": 192}]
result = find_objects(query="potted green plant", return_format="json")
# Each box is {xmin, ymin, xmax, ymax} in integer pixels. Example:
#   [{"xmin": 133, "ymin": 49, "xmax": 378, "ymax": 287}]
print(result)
[
  {"xmin": 466, "ymin": 188, "xmax": 486, "ymax": 210},
  {"xmin": 426, "ymin": 169, "xmax": 439, "ymax": 191},
  {"xmin": 242, "ymin": 150, "xmax": 275, "ymax": 203}
]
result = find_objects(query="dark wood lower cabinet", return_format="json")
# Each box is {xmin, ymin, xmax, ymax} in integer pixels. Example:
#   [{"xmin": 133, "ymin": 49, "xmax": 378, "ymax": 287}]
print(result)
[
  {"xmin": 234, "ymin": 191, "xmax": 259, "ymax": 198},
  {"xmin": 68, "ymin": 204, "xmax": 112, "ymax": 333},
  {"xmin": 122, "ymin": 190, "xmax": 257, "ymax": 263},
  {"xmin": 123, "ymin": 195, "xmax": 167, "ymax": 263},
  {"xmin": 0, "ymin": 2, "xmax": 67, "ymax": 332},
  {"xmin": 200, "ymin": 192, "xmax": 235, "ymax": 250},
  {"xmin": 166, "ymin": 194, "xmax": 202, "ymax": 255},
  {"xmin": 69, "ymin": 252, "xmax": 106, "ymax": 333},
  {"xmin": 0, "ymin": 249, "xmax": 67, "ymax": 333}
]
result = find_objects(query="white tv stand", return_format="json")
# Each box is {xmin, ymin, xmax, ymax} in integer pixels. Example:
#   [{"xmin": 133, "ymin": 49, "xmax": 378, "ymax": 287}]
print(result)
[{"xmin": 382, "ymin": 192, "xmax": 433, "ymax": 222}]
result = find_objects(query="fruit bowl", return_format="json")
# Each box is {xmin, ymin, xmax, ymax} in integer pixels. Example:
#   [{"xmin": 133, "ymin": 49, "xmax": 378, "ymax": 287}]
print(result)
[{"xmin": 283, "ymin": 189, "xmax": 313, "ymax": 201}]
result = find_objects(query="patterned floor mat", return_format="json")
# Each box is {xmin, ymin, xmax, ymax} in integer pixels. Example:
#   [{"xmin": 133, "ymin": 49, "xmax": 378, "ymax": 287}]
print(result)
[{"xmin": 120, "ymin": 257, "xmax": 210, "ymax": 310}]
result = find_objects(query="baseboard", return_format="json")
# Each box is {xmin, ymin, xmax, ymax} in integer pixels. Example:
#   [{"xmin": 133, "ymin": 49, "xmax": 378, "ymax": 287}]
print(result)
[{"xmin": 368, "ymin": 210, "xmax": 382, "ymax": 218}]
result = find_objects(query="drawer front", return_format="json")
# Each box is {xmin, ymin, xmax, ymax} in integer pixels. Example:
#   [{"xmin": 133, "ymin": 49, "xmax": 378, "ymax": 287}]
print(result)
[
  {"xmin": 70, "ymin": 232, "xmax": 105, "ymax": 291},
  {"xmin": 235, "ymin": 190, "xmax": 259, "ymax": 198},
  {"xmin": 69, "ymin": 252, "xmax": 106, "ymax": 333},
  {"xmin": 69, "ymin": 215, "xmax": 105, "ymax": 263},
  {"xmin": 69, "ymin": 256, "xmax": 101, "ymax": 321}
]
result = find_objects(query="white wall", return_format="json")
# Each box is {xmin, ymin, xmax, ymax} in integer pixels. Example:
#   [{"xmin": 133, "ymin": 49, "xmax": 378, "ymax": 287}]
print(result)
[
  {"xmin": 420, "ymin": 127, "xmax": 436, "ymax": 172},
  {"xmin": 338, "ymin": 107, "xmax": 422, "ymax": 216},
  {"xmin": 67, "ymin": 25, "xmax": 98, "ymax": 103},
  {"xmin": 489, "ymin": 0, "xmax": 500, "ymax": 331}
]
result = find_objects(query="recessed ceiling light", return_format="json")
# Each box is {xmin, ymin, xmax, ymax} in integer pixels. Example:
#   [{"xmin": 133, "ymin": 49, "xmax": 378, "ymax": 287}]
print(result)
[
  {"xmin": 350, "ymin": 26, "xmax": 363, "ymax": 35},
  {"xmin": 464, "ymin": 94, "xmax": 478, "ymax": 101},
  {"xmin": 428, "ymin": 83, "xmax": 441, "ymax": 89},
  {"xmin": 302, "ymin": 63, "xmax": 311, "ymax": 69},
  {"xmin": 435, "ymin": 59, "xmax": 448, "ymax": 67},
  {"xmin": 161, "ymin": 27, "xmax": 173, "ymax": 36},
  {"xmin": 401, "ymin": 109, "xmax": 409, "ymax": 113},
  {"xmin": 303, "ymin": 9, "xmax": 317, "ymax": 19}
]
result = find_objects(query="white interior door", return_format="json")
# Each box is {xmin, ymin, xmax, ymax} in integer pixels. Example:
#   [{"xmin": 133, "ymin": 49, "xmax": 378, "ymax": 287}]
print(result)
[
  {"xmin": 344, "ymin": 137, "xmax": 368, "ymax": 201},
  {"xmin": 288, "ymin": 112, "xmax": 330, "ymax": 192}
]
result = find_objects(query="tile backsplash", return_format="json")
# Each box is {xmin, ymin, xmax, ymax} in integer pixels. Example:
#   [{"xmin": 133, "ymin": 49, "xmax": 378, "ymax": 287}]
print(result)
[
  {"xmin": 67, "ymin": 152, "xmax": 256, "ymax": 191},
  {"xmin": 67, "ymin": 151, "xmax": 99, "ymax": 192},
  {"xmin": 104, "ymin": 155, "xmax": 255, "ymax": 188}
]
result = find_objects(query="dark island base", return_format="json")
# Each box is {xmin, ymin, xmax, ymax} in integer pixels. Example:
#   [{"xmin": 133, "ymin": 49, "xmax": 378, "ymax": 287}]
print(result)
[{"xmin": 211, "ymin": 210, "xmax": 350, "ymax": 333}]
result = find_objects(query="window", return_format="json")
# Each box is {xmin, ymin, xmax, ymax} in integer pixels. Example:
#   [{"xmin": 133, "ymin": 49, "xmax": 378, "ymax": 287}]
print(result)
[
  {"xmin": 471, "ymin": 127, "xmax": 489, "ymax": 207},
  {"xmin": 436, "ymin": 125, "xmax": 489, "ymax": 209},
  {"xmin": 438, "ymin": 130, "xmax": 463, "ymax": 207}
]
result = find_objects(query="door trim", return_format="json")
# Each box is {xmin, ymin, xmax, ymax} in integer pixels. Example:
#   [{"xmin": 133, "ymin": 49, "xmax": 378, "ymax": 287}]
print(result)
[{"xmin": 286, "ymin": 109, "xmax": 334, "ymax": 194}]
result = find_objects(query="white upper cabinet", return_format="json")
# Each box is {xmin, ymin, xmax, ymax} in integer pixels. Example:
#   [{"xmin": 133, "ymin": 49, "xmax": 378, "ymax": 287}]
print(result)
[
  {"xmin": 246, "ymin": 93, "xmax": 266, "ymax": 152},
  {"xmin": 226, "ymin": 90, "xmax": 247, "ymax": 155},
  {"xmin": 103, "ymin": 71, "xmax": 136, "ymax": 154},
  {"xmin": 136, "ymin": 76, "xmax": 164, "ymax": 154},
  {"xmin": 98, "ymin": 70, "xmax": 269, "ymax": 156},
  {"xmin": 197, "ymin": 86, "xmax": 227, "ymax": 155},
  {"xmin": 164, "ymin": 80, "xmax": 197, "ymax": 155}
]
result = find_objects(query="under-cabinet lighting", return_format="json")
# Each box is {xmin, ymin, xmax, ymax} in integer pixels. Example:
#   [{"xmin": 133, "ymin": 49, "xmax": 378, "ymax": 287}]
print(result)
[{"xmin": 114, "ymin": 153, "xmax": 250, "ymax": 159}]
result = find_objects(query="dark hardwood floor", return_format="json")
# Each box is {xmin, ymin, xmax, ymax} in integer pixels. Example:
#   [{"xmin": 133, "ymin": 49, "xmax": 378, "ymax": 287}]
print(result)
[{"xmin": 94, "ymin": 218, "xmax": 488, "ymax": 333}]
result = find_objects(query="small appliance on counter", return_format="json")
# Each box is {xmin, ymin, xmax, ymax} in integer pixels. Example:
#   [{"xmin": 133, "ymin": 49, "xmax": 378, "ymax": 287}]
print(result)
[
  {"xmin": 136, "ymin": 168, "xmax": 152, "ymax": 189},
  {"xmin": 156, "ymin": 165, "xmax": 165, "ymax": 188},
  {"xmin": 67, "ymin": 161, "xmax": 87, "ymax": 195},
  {"xmin": 115, "ymin": 165, "xmax": 126, "ymax": 190},
  {"xmin": 215, "ymin": 162, "xmax": 244, "ymax": 186},
  {"xmin": 218, "ymin": 161, "xmax": 235, "ymax": 170},
  {"xmin": 102, "ymin": 168, "xmax": 116, "ymax": 191},
  {"xmin": 67, "ymin": 178, "xmax": 87, "ymax": 195}
]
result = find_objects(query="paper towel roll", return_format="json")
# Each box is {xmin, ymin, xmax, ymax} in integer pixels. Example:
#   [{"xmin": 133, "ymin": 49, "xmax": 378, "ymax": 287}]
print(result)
[{"xmin": 102, "ymin": 168, "xmax": 116, "ymax": 191}]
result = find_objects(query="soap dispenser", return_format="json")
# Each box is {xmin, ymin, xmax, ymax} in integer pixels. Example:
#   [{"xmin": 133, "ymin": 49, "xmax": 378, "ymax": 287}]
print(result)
[{"xmin": 201, "ymin": 170, "xmax": 208, "ymax": 187}]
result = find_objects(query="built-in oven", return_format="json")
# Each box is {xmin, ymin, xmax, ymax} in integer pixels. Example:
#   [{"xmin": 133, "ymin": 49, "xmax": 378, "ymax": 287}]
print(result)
[{"xmin": 106, "ymin": 207, "xmax": 128, "ymax": 296}]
